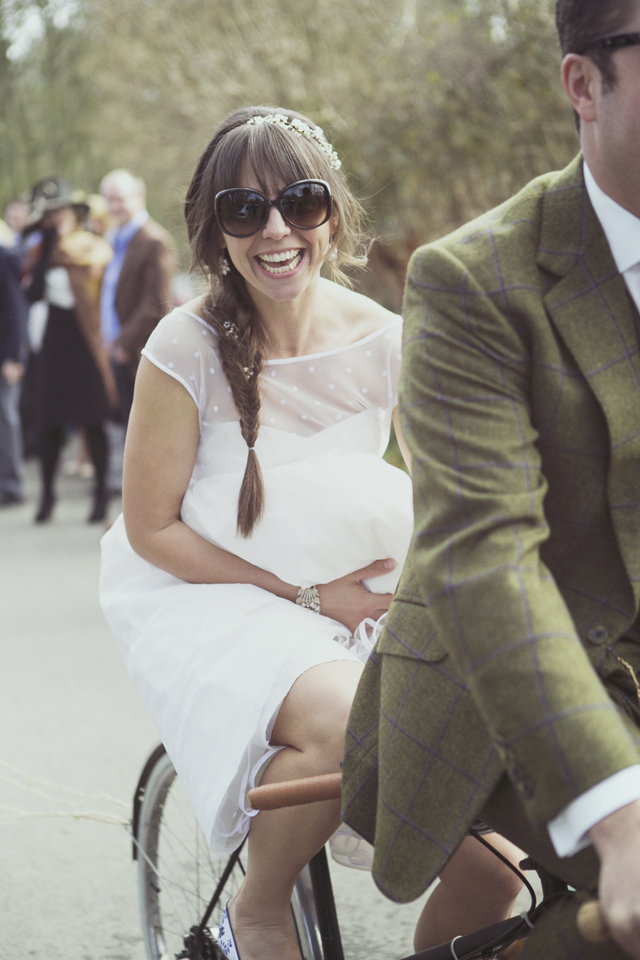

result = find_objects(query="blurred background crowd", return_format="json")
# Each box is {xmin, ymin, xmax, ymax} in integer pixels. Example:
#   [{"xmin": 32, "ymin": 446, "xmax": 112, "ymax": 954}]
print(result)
[
  {"xmin": 0, "ymin": 172, "xmax": 182, "ymax": 521},
  {"xmin": 0, "ymin": 0, "xmax": 582, "ymax": 523}
]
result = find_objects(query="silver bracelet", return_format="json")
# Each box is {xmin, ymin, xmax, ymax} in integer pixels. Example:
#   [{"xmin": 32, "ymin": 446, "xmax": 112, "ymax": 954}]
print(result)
[{"xmin": 295, "ymin": 585, "xmax": 321, "ymax": 614}]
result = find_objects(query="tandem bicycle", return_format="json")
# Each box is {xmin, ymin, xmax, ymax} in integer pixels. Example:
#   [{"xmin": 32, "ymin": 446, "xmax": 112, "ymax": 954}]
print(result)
[{"xmin": 130, "ymin": 744, "xmax": 608, "ymax": 960}]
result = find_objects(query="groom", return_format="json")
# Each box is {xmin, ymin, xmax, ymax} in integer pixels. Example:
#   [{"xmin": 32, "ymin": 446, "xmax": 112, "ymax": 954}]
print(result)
[{"xmin": 343, "ymin": 1, "xmax": 640, "ymax": 956}]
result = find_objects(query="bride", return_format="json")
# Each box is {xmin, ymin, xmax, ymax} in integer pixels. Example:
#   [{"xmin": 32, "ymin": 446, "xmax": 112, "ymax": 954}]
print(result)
[{"xmin": 100, "ymin": 106, "xmax": 524, "ymax": 960}]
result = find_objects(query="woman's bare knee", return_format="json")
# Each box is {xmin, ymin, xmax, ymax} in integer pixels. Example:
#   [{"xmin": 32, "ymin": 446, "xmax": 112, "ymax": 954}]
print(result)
[{"xmin": 271, "ymin": 660, "xmax": 363, "ymax": 758}]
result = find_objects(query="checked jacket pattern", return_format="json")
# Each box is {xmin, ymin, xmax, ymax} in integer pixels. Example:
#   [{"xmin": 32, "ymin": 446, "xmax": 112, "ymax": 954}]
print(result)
[{"xmin": 342, "ymin": 154, "xmax": 640, "ymax": 903}]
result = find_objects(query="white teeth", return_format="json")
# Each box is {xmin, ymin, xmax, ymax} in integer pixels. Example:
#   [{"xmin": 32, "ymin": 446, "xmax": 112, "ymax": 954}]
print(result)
[
  {"xmin": 259, "ymin": 249, "xmax": 300, "ymax": 263},
  {"xmin": 258, "ymin": 251, "xmax": 303, "ymax": 274}
]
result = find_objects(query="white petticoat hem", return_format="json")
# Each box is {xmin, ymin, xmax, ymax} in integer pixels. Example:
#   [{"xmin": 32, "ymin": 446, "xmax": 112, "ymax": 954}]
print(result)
[{"xmin": 335, "ymin": 613, "xmax": 387, "ymax": 661}]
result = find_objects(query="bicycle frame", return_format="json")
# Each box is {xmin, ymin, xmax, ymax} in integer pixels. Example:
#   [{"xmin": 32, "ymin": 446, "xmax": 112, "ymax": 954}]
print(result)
[{"xmin": 133, "ymin": 748, "xmax": 600, "ymax": 960}]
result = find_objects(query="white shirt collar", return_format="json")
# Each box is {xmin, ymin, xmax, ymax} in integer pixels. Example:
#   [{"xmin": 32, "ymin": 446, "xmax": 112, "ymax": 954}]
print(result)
[{"xmin": 584, "ymin": 162, "xmax": 640, "ymax": 274}]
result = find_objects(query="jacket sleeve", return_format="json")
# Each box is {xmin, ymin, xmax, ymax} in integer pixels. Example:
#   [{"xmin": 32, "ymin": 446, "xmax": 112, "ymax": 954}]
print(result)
[
  {"xmin": 115, "ymin": 235, "xmax": 177, "ymax": 359},
  {"xmin": 0, "ymin": 249, "xmax": 29, "ymax": 363},
  {"xmin": 398, "ymin": 241, "xmax": 639, "ymax": 826},
  {"xmin": 23, "ymin": 229, "xmax": 56, "ymax": 304}
]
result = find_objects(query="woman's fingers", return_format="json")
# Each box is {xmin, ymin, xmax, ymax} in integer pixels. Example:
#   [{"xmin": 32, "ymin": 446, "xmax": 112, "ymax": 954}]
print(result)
[
  {"xmin": 350, "ymin": 558, "xmax": 396, "ymax": 582},
  {"xmin": 362, "ymin": 592, "xmax": 394, "ymax": 611},
  {"xmin": 345, "ymin": 593, "xmax": 394, "ymax": 634},
  {"xmin": 317, "ymin": 563, "xmax": 397, "ymax": 632},
  {"xmin": 368, "ymin": 593, "xmax": 394, "ymax": 617}
]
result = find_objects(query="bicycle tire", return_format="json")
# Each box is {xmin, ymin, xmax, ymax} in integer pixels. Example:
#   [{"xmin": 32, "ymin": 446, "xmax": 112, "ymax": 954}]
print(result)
[{"xmin": 136, "ymin": 748, "xmax": 325, "ymax": 960}]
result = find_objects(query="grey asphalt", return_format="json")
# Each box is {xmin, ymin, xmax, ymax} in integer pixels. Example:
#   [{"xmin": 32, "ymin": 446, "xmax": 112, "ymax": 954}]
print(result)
[{"xmin": 0, "ymin": 454, "xmax": 532, "ymax": 960}]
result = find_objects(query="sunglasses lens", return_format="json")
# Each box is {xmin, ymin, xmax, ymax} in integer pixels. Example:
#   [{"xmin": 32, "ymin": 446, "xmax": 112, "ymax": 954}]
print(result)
[
  {"xmin": 216, "ymin": 182, "xmax": 330, "ymax": 236},
  {"xmin": 280, "ymin": 182, "xmax": 330, "ymax": 229},
  {"xmin": 217, "ymin": 191, "xmax": 268, "ymax": 237}
]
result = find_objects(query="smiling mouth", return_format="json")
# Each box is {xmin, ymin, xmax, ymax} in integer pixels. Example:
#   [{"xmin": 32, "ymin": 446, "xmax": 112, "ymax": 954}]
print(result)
[{"xmin": 256, "ymin": 249, "xmax": 304, "ymax": 275}]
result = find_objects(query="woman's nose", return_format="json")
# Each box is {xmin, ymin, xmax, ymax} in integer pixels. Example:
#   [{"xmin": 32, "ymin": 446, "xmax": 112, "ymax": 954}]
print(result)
[{"xmin": 262, "ymin": 205, "xmax": 291, "ymax": 239}]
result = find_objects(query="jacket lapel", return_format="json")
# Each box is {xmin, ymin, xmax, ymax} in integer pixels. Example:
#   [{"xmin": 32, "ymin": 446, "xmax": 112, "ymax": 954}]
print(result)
[
  {"xmin": 116, "ymin": 226, "xmax": 146, "ymax": 297},
  {"xmin": 540, "ymin": 156, "xmax": 640, "ymax": 604}
]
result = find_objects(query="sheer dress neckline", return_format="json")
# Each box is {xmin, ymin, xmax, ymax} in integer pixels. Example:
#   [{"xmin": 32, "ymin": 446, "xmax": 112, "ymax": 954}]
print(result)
[{"xmin": 177, "ymin": 308, "xmax": 401, "ymax": 365}]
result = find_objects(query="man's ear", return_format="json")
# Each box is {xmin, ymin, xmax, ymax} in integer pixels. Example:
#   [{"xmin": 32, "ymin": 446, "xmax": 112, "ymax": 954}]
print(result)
[{"xmin": 561, "ymin": 53, "xmax": 599, "ymax": 125}]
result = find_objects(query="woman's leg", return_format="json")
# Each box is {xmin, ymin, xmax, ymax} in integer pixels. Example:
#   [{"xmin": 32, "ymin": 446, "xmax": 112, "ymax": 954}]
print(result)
[
  {"xmin": 228, "ymin": 659, "xmax": 363, "ymax": 960},
  {"xmin": 84, "ymin": 423, "xmax": 109, "ymax": 522},
  {"xmin": 413, "ymin": 832, "xmax": 525, "ymax": 953},
  {"xmin": 36, "ymin": 425, "xmax": 65, "ymax": 522}
]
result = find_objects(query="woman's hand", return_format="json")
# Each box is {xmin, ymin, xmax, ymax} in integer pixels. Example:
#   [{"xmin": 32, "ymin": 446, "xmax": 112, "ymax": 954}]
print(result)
[{"xmin": 318, "ymin": 559, "xmax": 396, "ymax": 634}]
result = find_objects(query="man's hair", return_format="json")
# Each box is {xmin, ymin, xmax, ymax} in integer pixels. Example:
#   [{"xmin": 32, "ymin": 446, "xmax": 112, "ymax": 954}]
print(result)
[
  {"xmin": 100, "ymin": 168, "xmax": 146, "ymax": 197},
  {"xmin": 556, "ymin": 0, "xmax": 637, "ymax": 88}
]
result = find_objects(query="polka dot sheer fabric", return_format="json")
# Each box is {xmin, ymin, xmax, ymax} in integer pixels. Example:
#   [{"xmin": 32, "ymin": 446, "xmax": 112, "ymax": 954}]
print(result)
[
  {"xmin": 138, "ymin": 306, "xmax": 409, "ymax": 593},
  {"xmin": 142, "ymin": 308, "xmax": 402, "ymax": 438}
]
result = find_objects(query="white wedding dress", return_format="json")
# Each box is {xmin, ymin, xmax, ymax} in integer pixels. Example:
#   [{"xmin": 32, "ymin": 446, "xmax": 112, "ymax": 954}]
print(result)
[{"xmin": 100, "ymin": 306, "xmax": 413, "ymax": 857}]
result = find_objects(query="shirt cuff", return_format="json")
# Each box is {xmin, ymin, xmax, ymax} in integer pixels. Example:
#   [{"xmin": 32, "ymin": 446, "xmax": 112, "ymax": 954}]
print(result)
[{"xmin": 548, "ymin": 766, "xmax": 640, "ymax": 858}]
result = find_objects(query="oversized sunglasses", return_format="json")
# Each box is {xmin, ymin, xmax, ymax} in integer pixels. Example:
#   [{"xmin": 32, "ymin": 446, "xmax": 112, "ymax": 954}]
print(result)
[
  {"xmin": 582, "ymin": 31, "xmax": 640, "ymax": 52},
  {"xmin": 215, "ymin": 179, "xmax": 332, "ymax": 238}
]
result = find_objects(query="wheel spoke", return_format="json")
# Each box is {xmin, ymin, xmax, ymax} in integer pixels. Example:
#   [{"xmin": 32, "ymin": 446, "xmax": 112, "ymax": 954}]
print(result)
[{"xmin": 137, "ymin": 754, "xmax": 246, "ymax": 959}]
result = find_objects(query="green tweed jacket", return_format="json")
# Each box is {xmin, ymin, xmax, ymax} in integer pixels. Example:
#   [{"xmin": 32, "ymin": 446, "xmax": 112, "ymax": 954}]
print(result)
[{"xmin": 342, "ymin": 154, "xmax": 640, "ymax": 902}]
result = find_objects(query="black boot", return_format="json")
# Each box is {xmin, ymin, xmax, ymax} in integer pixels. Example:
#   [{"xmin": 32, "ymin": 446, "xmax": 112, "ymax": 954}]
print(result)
[
  {"xmin": 88, "ymin": 487, "xmax": 109, "ymax": 523},
  {"xmin": 35, "ymin": 490, "xmax": 55, "ymax": 523},
  {"xmin": 86, "ymin": 425, "xmax": 109, "ymax": 523},
  {"xmin": 36, "ymin": 426, "xmax": 64, "ymax": 524}
]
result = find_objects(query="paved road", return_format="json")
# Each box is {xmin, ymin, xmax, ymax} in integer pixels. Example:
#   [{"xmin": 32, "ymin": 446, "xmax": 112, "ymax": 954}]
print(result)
[
  {"xmin": 0, "ymin": 456, "xmax": 534, "ymax": 960},
  {"xmin": 1, "ymin": 461, "xmax": 157, "ymax": 959}
]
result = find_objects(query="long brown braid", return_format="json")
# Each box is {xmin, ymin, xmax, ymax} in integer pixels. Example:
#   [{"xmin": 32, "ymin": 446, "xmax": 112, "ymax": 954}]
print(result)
[
  {"xmin": 202, "ymin": 274, "xmax": 267, "ymax": 537},
  {"xmin": 185, "ymin": 106, "xmax": 369, "ymax": 537}
]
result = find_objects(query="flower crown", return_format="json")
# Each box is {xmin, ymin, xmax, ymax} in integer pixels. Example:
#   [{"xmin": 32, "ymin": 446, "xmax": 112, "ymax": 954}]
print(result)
[{"xmin": 246, "ymin": 113, "xmax": 341, "ymax": 171}]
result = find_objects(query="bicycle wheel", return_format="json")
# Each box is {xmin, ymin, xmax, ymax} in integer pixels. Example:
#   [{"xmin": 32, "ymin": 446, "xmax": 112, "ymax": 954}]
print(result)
[{"xmin": 136, "ymin": 749, "xmax": 325, "ymax": 960}]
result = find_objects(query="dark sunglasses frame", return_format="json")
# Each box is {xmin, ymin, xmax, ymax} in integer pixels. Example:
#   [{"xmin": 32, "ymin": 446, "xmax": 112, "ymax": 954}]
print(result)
[
  {"xmin": 214, "ymin": 179, "xmax": 332, "ymax": 238},
  {"xmin": 581, "ymin": 31, "xmax": 640, "ymax": 52}
]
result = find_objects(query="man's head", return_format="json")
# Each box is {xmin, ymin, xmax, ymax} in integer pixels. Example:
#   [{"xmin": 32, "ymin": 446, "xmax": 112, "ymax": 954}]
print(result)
[
  {"xmin": 556, "ymin": 0, "xmax": 637, "ymax": 90},
  {"xmin": 100, "ymin": 169, "xmax": 146, "ymax": 228},
  {"xmin": 4, "ymin": 199, "xmax": 29, "ymax": 236},
  {"xmin": 558, "ymin": 0, "xmax": 640, "ymax": 217}
]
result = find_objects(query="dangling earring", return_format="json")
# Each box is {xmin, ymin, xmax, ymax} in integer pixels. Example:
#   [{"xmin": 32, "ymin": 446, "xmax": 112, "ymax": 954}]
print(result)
[
  {"xmin": 328, "ymin": 239, "xmax": 338, "ymax": 262},
  {"xmin": 219, "ymin": 252, "xmax": 231, "ymax": 276}
]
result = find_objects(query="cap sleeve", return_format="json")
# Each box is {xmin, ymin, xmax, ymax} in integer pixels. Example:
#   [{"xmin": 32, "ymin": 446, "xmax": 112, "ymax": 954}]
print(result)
[{"xmin": 142, "ymin": 309, "xmax": 218, "ymax": 413}]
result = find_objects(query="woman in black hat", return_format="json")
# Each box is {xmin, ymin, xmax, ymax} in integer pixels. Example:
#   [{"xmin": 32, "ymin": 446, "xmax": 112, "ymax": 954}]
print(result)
[{"xmin": 23, "ymin": 178, "xmax": 118, "ymax": 522}]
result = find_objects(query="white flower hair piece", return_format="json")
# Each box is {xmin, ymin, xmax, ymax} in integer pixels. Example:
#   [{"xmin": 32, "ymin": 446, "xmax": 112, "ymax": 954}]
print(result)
[{"xmin": 246, "ymin": 113, "xmax": 341, "ymax": 171}]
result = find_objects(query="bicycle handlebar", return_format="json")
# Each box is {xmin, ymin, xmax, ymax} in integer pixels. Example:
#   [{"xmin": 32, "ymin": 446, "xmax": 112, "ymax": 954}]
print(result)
[
  {"xmin": 576, "ymin": 901, "xmax": 609, "ymax": 944},
  {"xmin": 247, "ymin": 772, "xmax": 342, "ymax": 810},
  {"xmin": 248, "ymin": 774, "xmax": 609, "ymax": 947}
]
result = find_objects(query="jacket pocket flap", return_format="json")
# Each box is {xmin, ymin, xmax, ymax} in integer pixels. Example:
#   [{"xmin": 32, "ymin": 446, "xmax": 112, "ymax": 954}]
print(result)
[{"xmin": 377, "ymin": 598, "xmax": 448, "ymax": 662}]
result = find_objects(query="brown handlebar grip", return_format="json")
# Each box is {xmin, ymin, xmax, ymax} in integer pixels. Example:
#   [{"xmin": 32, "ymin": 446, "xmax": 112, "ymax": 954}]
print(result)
[
  {"xmin": 248, "ymin": 773, "xmax": 342, "ymax": 810},
  {"xmin": 577, "ymin": 901, "xmax": 609, "ymax": 944}
]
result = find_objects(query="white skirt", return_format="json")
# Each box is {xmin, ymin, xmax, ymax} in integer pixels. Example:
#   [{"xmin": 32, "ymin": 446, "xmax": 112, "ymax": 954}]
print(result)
[{"xmin": 100, "ymin": 516, "xmax": 379, "ymax": 856}]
